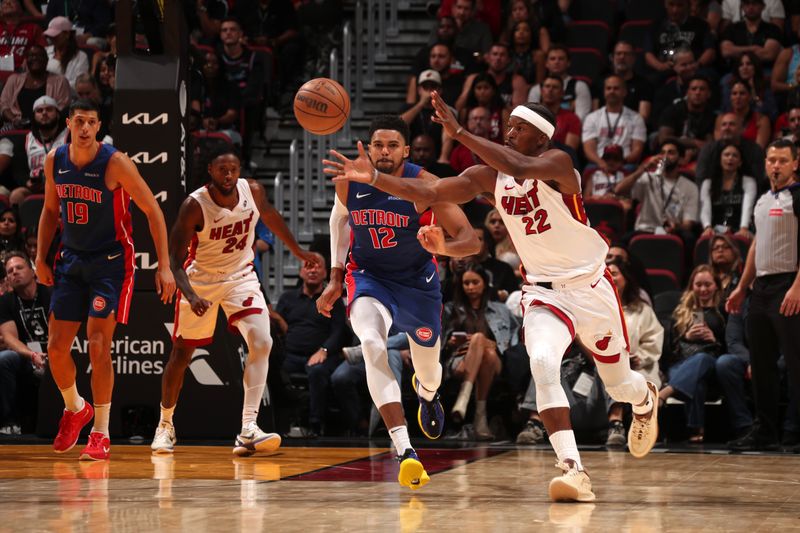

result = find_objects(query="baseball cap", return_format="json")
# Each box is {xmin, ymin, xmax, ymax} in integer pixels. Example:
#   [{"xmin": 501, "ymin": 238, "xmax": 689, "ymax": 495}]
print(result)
[
  {"xmin": 418, "ymin": 69, "xmax": 442, "ymax": 86},
  {"xmin": 33, "ymin": 95, "xmax": 58, "ymax": 111},
  {"xmin": 602, "ymin": 144, "xmax": 624, "ymax": 160},
  {"xmin": 44, "ymin": 16, "xmax": 73, "ymax": 38}
]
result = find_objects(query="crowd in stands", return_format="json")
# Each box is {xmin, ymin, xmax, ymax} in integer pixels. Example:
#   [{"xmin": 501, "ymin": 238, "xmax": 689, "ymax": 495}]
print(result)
[{"xmin": 1, "ymin": 0, "xmax": 799, "ymax": 453}]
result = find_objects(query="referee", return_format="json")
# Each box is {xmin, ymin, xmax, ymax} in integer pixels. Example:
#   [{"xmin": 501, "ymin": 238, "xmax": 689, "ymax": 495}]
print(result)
[{"xmin": 727, "ymin": 138, "xmax": 800, "ymax": 451}]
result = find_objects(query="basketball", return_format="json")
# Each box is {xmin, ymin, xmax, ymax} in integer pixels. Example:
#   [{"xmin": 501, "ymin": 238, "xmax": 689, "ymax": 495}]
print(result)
[{"xmin": 293, "ymin": 78, "xmax": 351, "ymax": 135}]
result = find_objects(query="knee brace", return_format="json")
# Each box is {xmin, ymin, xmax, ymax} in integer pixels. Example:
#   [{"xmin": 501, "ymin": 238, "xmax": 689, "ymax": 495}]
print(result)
[
  {"xmin": 408, "ymin": 335, "xmax": 442, "ymax": 394},
  {"xmin": 595, "ymin": 354, "xmax": 648, "ymax": 405},
  {"xmin": 523, "ymin": 306, "xmax": 574, "ymax": 411},
  {"xmin": 350, "ymin": 297, "xmax": 400, "ymax": 408},
  {"xmin": 236, "ymin": 312, "xmax": 273, "ymax": 361}
]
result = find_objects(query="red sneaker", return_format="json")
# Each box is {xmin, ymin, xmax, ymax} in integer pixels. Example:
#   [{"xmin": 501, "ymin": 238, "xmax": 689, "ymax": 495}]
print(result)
[
  {"xmin": 53, "ymin": 402, "xmax": 94, "ymax": 453},
  {"xmin": 79, "ymin": 431, "xmax": 110, "ymax": 461}
]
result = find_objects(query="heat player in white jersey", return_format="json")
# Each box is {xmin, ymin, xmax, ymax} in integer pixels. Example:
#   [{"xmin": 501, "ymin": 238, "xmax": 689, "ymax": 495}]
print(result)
[
  {"xmin": 327, "ymin": 97, "xmax": 660, "ymax": 502},
  {"xmin": 151, "ymin": 147, "xmax": 320, "ymax": 457}
]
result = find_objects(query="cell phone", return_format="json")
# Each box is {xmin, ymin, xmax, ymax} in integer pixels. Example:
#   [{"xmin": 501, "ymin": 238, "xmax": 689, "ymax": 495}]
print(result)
[
  {"xmin": 451, "ymin": 331, "xmax": 468, "ymax": 341},
  {"xmin": 692, "ymin": 311, "xmax": 705, "ymax": 325}
]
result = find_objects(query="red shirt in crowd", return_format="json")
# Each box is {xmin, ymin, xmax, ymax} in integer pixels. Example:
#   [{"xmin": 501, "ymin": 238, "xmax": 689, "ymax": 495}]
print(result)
[{"xmin": 0, "ymin": 21, "xmax": 45, "ymax": 70}]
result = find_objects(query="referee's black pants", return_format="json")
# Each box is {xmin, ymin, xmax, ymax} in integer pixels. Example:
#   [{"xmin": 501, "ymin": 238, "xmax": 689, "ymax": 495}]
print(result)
[{"xmin": 747, "ymin": 273, "xmax": 800, "ymax": 439}]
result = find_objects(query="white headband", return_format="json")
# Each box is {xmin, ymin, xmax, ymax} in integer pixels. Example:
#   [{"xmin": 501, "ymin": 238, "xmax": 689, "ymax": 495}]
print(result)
[{"xmin": 510, "ymin": 105, "xmax": 555, "ymax": 139}]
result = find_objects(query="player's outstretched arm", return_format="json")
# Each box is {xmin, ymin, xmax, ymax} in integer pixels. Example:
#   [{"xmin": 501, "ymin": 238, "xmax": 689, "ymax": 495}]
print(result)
[
  {"xmin": 110, "ymin": 153, "xmax": 175, "ymax": 303},
  {"xmin": 417, "ymin": 170, "xmax": 481, "ymax": 257},
  {"xmin": 323, "ymin": 141, "xmax": 491, "ymax": 206},
  {"xmin": 248, "ymin": 179, "xmax": 321, "ymax": 268},
  {"xmin": 318, "ymin": 184, "xmax": 349, "ymax": 318},
  {"xmin": 429, "ymin": 91, "xmax": 577, "ymax": 192},
  {"xmin": 169, "ymin": 197, "xmax": 212, "ymax": 317},
  {"xmin": 35, "ymin": 151, "xmax": 59, "ymax": 285}
]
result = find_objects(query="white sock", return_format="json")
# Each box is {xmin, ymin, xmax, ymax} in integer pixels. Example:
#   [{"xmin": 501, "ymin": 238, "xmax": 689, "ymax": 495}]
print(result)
[
  {"xmin": 475, "ymin": 400, "xmax": 488, "ymax": 426},
  {"xmin": 389, "ymin": 425, "xmax": 412, "ymax": 456},
  {"xmin": 92, "ymin": 403, "xmax": 111, "ymax": 436},
  {"xmin": 159, "ymin": 403, "xmax": 175, "ymax": 426},
  {"xmin": 241, "ymin": 384, "xmax": 264, "ymax": 430},
  {"xmin": 632, "ymin": 389, "xmax": 654, "ymax": 416},
  {"xmin": 549, "ymin": 430, "xmax": 582, "ymax": 470},
  {"xmin": 59, "ymin": 384, "xmax": 84, "ymax": 413}
]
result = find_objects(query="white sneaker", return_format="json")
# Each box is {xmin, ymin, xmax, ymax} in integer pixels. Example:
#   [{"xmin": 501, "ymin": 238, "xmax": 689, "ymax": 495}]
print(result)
[
  {"xmin": 628, "ymin": 381, "xmax": 659, "ymax": 459},
  {"xmin": 233, "ymin": 423, "xmax": 282, "ymax": 457},
  {"xmin": 151, "ymin": 422, "xmax": 176, "ymax": 454},
  {"xmin": 548, "ymin": 460, "xmax": 596, "ymax": 502}
]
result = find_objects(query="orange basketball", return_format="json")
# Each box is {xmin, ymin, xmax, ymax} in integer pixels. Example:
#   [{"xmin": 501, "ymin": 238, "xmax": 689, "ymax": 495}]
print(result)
[{"xmin": 293, "ymin": 78, "xmax": 351, "ymax": 135}]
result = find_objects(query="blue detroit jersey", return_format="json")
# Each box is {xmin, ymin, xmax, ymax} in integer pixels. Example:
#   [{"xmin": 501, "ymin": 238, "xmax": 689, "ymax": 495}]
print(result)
[
  {"xmin": 346, "ymin": 161, "xmax": 435, "ymax": 277},
  {"xmin": 54, "ymin": 143, "xmax": 133, "ymax": 253}
]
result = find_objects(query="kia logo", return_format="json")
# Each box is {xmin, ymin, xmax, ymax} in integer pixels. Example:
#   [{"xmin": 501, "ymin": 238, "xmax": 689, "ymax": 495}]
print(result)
[
  {"xmin": 122, "ymin": 112, "xmax": 169, "ymax": 125},
  {"xmin": 129, "ymin": 152, "xmax": 168, "ymax": 164}
]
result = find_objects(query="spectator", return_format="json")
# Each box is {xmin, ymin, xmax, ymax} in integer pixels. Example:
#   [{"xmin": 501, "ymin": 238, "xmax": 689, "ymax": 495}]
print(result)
[
  {"xmin": 595, "ymin": 41, "xmax": 655, "ymax": 123},
  {"xmin": 43, "ymin": 17, "xmax": 89, "ymax": 90},
  {"xmin": 414, "ymin": 16, "xmax": 478, "ymax": 81},
  {"xmin": 409, "ymin": 133, "xmax": 457, "ymax": 178},
  {"xmin": 0, "ymin": 253, "xmax": 50, "ymax": 434},
  {"xmin": 615, "ymin": 138, "xmax": 700, "ymax": 246},
  {"xmin": 443, "ymin": 263, "xmax": 518, "ymax": 439},
  {"xmin": 718, "ymin": 79, "xmax": 771, "ymax": 148},
  {"xmin": 406, "ymin": 43, "xmax": 466, "ymax": 107},
  {"xmin": 45, "ymin": 0, "xmax": 111, "ymax": 47},
  {"xmin": 218, "ymin": 17, "xmax": 268, "ymax": 164},
  {"xmin": 709, "ymin": 233, "xmax": 743, "ymax": 300},
  {"xmin": 691, "ymin": 0, "xmax": 723, "ymax": 35},
  {"xmin": 721, "ymin": 0, "xmax": 785, "ymax": 29},
  {"xmin": 719, "ymin": 0, "xmax": 782, "ymax": 70},
  {"xmin": 450, "ymin": 106, "xmax": 492, "ymax": 173},
  {"xmin": 234, "ymin": 0, "xmax": 302, "ymax": 101},
  {"xmin": 696, "ymin": 112, "xmax": 766, "ymax": 185},
  {"xmin": 0, "ymin": 0, "xmax": 44, "ymax": 71},
  {"xmin": 0, "ymin": 96, "xmax": 68, "ymax": 206},
  {"xmin": 436, "ymin": 0, "xmax": 502, "ymax": 38},
  {"xmin": 726, "ymin": 139, "xmax": 800, "ymax": 451},
  {"xmin": 660, "ymin": 264, "xmax": 726, "ymax": 443},
  {"xmin": 0, "ymin": 45, "xmax": 70, "ymax": 130},
  {"xmin": 506, "ymin": 17, "xmax": 546, "ymax": 85},
  {"xmin": 456, "ymin": 72, "xmax": 508, "ymax": 143},
  {"xmin": 605, "ymin": 242, "xmax": 654, "ymax": 304},
  {"xmin": 484, "ymin": 208, "xmax": 518, "ymax": 268},
  {"xmin": 584, "ymin": 145, "xmax": 628, "ymax": 208},
  {"xmin": 770, "ymin": 32, "xmax": 800, "ymax": 98},
  {"xmin": 275, "ymin": 253, "xmax": 347, "ymax": 436},
  {"xmin": 717, "ymin": 293, "xmax": 754, "ymax": 443},
  {"xmin": 441, "ymin": 227, "xmax": 518, "ymax": 303},
  {"xmin": 652, "ymin": 47, "xmax": 700, "ymax": 126},
  {"xmin": 700, "ymin": 142, "xmax": 757, "ymax": 238},
  {"xmin": 539, "ymin": 74, "xmax": 580, "ymax": 153},
  {"xmin": 527, "ymin": 45, "xmax": 592, "ymax": 121},
  {"xmin": 582, "ymin": 75, "xmax": 647, "ymax": 171},
  {"xmin": 721, "ymin": 52, "xmax": 778, "ymax": 120},
  {"xmin": 778, "ymin": 106, "xmax": 800, "ymax": 143},
  {"xmin": 0, "ymin": 207, "xmax": 22, "ymax": 253},
  {"xmin": 437, "ymin": 0, "xmax": 493, "ymax": 56},
  {"xmin": 645, "ymin": 0, "xmax": 717, "ymax": 77},
  {"xmin": 459, "ymin": 42, "xmax": 527, "ymax": 109},
  {"xmin": 191, "ymin": 0, "xmax": 231, "ymax": 43},
  {"xmin": 95, "ymin": 54, "xmax": 115, "ymax": 123},
  {"xmin": 657, "ymin": 75, "xmax": 716, "ymax": 151},
  {"xmin": 500, "ymin": 0, "xmax": 551, "ymax": 55},
  {"xmin": 89, "ymin": 23, "xmax": 115, "ymax": 79},
  {"xmin": 402, "ymin": 69, "xmax": 451, "ymax": 157},
  {"xmin": 194, "ymin": 52, "xmax": 241, "ymax": 146}
]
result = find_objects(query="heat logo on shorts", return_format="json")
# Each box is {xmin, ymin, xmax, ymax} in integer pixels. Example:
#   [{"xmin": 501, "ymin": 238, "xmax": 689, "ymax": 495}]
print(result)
[
  {"xmin": 415, "ymin": 327, "xmax": 433, "ymax": 342},
  {"xmin": 594, "ymin": 333, "xmax": 612, "ymax": 351},
  {"xmin": 242, "ymin": 296, "xmax": 253, "ymax": 307},
  {"xmin": 92, "ymin": 296, "xmax": 106, "ymax": 312}
]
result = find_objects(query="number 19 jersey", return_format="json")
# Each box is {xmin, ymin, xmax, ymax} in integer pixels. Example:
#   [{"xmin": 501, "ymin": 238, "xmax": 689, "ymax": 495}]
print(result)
[{"xmin": 185, "ymin": 179, "xmax": 257, "ymax": 282}]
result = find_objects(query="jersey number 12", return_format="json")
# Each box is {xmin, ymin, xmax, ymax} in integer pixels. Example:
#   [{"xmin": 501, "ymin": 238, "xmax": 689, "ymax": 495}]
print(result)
[{"xmin": 368, "ymin": 227, "xmax": 397, "ymax": 249}]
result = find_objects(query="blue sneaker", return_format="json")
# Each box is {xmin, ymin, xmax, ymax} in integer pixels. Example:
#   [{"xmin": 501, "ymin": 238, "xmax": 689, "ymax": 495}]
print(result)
[
  {"xmin": 412, "ymin": 373, "xmax": 444, "ymax": 439},
  {"xmin": 397, "ymin": 448, "xmax": 430, "ymax": 490}
]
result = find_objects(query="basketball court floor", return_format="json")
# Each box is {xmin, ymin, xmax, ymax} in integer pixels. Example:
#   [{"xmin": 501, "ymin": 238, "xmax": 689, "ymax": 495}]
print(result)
[{"xmin": 1, "ymin": 443, "xmax": 798, "ymax": 531}]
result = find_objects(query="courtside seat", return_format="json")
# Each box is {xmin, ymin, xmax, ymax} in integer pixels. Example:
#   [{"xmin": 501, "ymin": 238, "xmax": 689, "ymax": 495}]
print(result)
[{"xmin": 630, "ymin": 233, "xmax": 684, "ymax": 283}]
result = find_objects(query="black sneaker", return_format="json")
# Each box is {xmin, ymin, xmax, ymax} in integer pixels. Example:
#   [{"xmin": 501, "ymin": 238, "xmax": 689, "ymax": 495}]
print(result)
[
  {"xmin": 728, "ymin": 425, "xmax": 779, "ymax": 451},
  {"xmin": 606, "ymin": 420, "xmax": 626, "ymax": 448}
]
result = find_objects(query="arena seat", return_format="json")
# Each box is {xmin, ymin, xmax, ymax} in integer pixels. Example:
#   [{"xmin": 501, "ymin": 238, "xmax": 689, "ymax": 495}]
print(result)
[
  {"xmin": 623, "ymin": 1, "xmax": 665, "ymax": 22},
  {"xmin": 19, "ymin": 193, "xmax": 44, "ymax": 232},
  {"xmin": 584, "ymin": 197, "xmax": 626, "ymax": 240},
  {"xmin": 567, "ymin": 48, "xmax": 606, "ymax": 82},
  {"xmin": 629, "ymin": 233, "xmax": 685, "ymax": 283},
  {"xmin": 571, "ymin": 0, "xmax": 616, "ymax": 26},
  {"xmin": 646, "ymin": 268, "xmax": 681, "ymax": 296},
  {"xmin": 618, "ymin": 20, "xmax": 653, "ymax": 49},
  {"xmin": 565, "ymin": 21, "xmax": 611, "ymax": 57}
]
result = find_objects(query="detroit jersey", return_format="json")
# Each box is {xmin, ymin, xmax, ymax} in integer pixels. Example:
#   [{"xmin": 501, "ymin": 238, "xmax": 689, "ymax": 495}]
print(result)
[
  {"xmin": 54, "ymin": 143, "xmax": 133, "ymax": 253},
  {"xmin": 346, "ymin": 161, "xmax": 435, "ymax": 278},
  {"xmin": 494, "ymin": 170, "xmax": 608, "ymax": 282},
  {"xmin": 185, "ymin": 179, "xmax": 257, "ymax": 282}
]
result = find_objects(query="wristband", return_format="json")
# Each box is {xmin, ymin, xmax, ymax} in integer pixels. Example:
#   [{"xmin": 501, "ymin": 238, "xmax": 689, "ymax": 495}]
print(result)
[{"xmin": 455, "ymin": 126, "xmax": 464, "ymax": 137}]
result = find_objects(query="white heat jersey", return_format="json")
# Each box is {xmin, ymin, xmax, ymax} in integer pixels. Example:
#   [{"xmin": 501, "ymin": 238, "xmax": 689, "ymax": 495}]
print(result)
[
  {"xmin": 185, "ymin": 179, "xmax": 258, "ymax": 282},
  {"xmin": 494, "ymin": 170, "xmax": 608, "ymax": 282}
]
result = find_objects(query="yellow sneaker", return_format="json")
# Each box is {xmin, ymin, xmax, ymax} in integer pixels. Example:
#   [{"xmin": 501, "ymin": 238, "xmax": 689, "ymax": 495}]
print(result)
[
  {"xmin": 628, "ymin": 381, "xmax": 659, "ymax": 458},
  {"xmin": 548, "ymin": 460, "xmax": 596, "ymax": 502},
  {"xmin": 397, "ymin": 449, "xmax": 430, "ymax": 490}
]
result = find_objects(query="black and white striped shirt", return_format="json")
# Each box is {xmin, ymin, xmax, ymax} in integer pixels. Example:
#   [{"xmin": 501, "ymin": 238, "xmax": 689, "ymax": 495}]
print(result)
[{"xmin": 753, "ymin": 183, "xmax": 800, "ymax": 277}]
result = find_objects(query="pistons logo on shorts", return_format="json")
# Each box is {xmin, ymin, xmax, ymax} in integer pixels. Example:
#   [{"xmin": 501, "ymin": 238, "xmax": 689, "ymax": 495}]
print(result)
[
  {"xmin": 92, "ymin": 296, "xmax": 106, "ymax": 312},
  {"xmin": 415, "ymin": 327, "xmax": 433, "ymax": 342}
]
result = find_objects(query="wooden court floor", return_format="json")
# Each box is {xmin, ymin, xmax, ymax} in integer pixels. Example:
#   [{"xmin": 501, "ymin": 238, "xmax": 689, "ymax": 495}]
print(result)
[{"xmin": 0, "ymin": 444, "xmax": 799, "ymax": 532}]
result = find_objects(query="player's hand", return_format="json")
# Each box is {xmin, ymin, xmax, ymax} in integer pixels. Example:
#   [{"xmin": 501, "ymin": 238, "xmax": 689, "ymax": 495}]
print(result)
[
  {"xmin": 295, "ymin": 248, "xmax": 322, "ymax": 269},
  {"xmin": 324, "ymin": 141, "xmax": 375, "ymax": 184},
  {"xmin": 155, "ymin": 267, "xmax": 176, "ymax": 304},
  {"xmin": 417, "ymin": 225, "xmax": 446, "ymax": 255},
  {"xmin": 316, "ymin": 280, "xmax": 342, "ymax": 318},
  {"xmin": 188, "ymin": 294, "xmax": 213, "ymax": 316},
  {"xmin": 430, "ymin": 91, "xmax": 461, "ymax": 138},
  {"xmin": 780, "ymin": 283, "xmax": 800, "ymax": 316},
  {"xmin": 725, "ymin": 285, "xmax": 746, "ymax": 314},
  {"xmin": 35, "ymin": 258, "xmax": 53, "ymax": 286}
]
